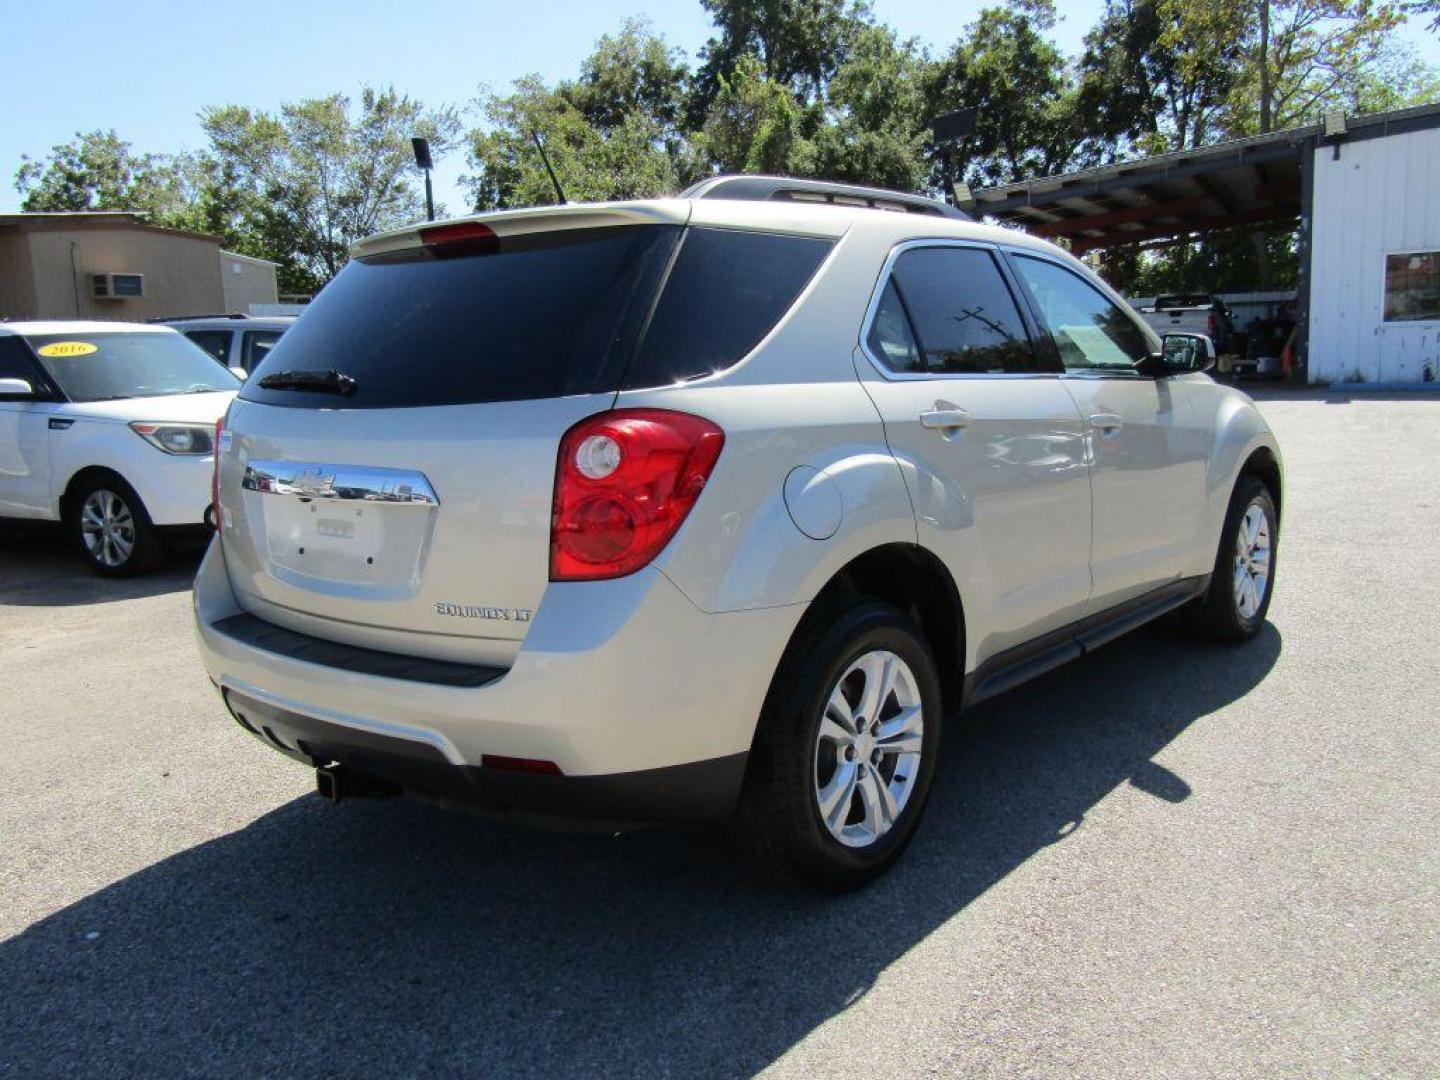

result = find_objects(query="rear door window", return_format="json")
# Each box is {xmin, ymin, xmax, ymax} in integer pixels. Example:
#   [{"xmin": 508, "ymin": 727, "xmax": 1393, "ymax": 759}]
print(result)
[
  {"xmin": 242, "ymin": 330, "xmax": 282, "ymax": 371},
  {"xmin": 241, "ymin": 226, "xmax": 682, "ymax": 409},
  {"xmin": 882, "ymin": 246, "xmax": 1038, "ymax": 375},
  {"xmin": 866, "ymin": 280, "xmax": 924, "ymax": 373},
  {"xmin": 621, "ymin": 228, "xmax": 833, "ymax": 388}
]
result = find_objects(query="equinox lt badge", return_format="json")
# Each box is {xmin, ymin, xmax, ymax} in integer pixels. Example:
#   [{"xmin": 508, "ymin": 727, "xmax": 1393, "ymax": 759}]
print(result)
[{"xmin": 435, "ymin": 602, "xmax": 533, "ymax": 622}]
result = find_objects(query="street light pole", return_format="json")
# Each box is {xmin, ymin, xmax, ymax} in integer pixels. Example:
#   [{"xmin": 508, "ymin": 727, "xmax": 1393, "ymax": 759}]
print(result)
[
  {"xmin": 931, "ymin": 108, "xmax": 977, "ymax": 207},
  {"xmin": 411, "ymin": 137, "xmax": 435, "ymax": 222}
]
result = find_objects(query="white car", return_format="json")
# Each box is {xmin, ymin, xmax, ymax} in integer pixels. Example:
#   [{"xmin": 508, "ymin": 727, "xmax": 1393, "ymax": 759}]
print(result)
[
  {"xmin": 0, "ymin": 322, "xmax": 238, "ymax": 576},
  {"xmin": 194, "ymin": 178, "xmax": 1282, "ymax": 889}
]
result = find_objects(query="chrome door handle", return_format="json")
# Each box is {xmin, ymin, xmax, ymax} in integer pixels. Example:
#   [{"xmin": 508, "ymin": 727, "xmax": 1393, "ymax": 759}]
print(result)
[
  {"xmin": 1088, "ymin": 412, "xmax": 1123, "ymax": 432},
  {"xmin": 919, "ymin": 402, "xmax": 971, "ymax": 431}
]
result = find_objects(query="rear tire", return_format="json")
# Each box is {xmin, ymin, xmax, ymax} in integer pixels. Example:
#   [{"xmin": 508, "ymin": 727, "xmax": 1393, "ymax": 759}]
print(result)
[
  {"xmin": 1191, "ymin": 475, "xmax": 1276, "ymax": 642},
  {"xmin": 68, "ymin": 473, "xmax": 161, "ymax": 578},
  {"xmin": 736, "ymin": 597, "xmax": 942, "ymax": 891}
]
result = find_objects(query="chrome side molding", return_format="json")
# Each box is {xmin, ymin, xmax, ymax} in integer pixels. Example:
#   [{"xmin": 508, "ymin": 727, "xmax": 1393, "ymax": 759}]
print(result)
[{"xmin": 242, "ymin": 461, "xmax": 440, "ymax": 506}]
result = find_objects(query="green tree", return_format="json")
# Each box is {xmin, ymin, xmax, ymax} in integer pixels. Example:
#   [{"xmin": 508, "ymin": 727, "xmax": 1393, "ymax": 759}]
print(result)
[
  {"xmin": 466, "ymin": 23, "xmax": 693, "ymax": 210},
  {"xmin": 794, "ymin": 25, "xmax": 932, "ymax": 190},
  {"xmin": 15, "ymin": 130, "xmax": 192, "ymax": 219},
  {"xmin": 695, "ymin": 56, "xmax": 812, "ymax": 174},
  {"xmin": 468, "ymin": 78, "xmax": 685, "ymax": 209},
  {"xmin": 927, "ymin": 1, "xmax": 1094, "ymax": 192},
  {"xmin": 689, "ymin": 0, "xmax": 874, "ymax": 124},
  {"xmin": 1404, "ymin": 0, "xmax": 1440, "ymax": 30},
  {"xmin": 1344, "ymin": 39, "xmax": 1440, "ymax": 112},
  {"xmin": 201, "ymin": 87, "xmax": 459, "ymax": 291},
  {"xmin": 1078, "ymin": 0, "xmax": 1246, "ymax": 155},
  {"xmin": 1103, "ymin": 227, "xmax": 1300, "ymax": 296},
  {"xmin": 564, "ymin": 18, "xmax": 690, "ymax": 132},
  {"xmin": 1229, "ymin": 0, "xmax": 1404, "ymax": 134}
]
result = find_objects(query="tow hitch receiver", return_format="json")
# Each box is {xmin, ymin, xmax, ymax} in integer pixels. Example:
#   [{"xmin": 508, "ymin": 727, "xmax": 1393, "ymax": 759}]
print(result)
[{"xmin": 315, "ymin": 764, "xmax": 398, "ymax": 803}]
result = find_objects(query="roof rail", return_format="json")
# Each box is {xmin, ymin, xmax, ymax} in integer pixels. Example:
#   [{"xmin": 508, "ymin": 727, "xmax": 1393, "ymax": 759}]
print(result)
[
  {"xmin": 147, "ymin": 312, "xmax": 251, "ymax": 323},
  {"xmin": 682, "ymin": 175, "xmax": 970, "ymax": 221}
]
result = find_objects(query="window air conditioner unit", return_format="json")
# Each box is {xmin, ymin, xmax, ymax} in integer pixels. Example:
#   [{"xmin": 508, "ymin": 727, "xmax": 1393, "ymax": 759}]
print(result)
[{"xmin": 92, "ymin": 273, "xmax": 145, "ymax": 300}]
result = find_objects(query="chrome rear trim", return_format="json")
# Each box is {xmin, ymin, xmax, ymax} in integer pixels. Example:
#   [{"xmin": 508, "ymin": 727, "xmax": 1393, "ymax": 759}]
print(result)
[{"xmin": 242, "ymin": 460, "xmax": 440, "ymax": 506}]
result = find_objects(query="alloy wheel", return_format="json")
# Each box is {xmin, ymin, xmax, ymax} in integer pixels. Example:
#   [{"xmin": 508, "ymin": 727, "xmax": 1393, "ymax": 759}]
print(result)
[
  {"xmin": 80, "ymin": 489, "xmax": 137, "ymax": 569},
  {"xmin": 813, "ymin": 649, "xmax": 925, "ymax": 849},
  {"xmin": 1232, "ymin": 501, "xmax": 1272, "ymax": 619}
]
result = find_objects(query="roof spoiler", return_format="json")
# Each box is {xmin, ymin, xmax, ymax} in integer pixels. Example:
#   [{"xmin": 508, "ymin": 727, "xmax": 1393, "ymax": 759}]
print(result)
[
  {"xmin": 353, "ymin": 201, "xmax": 692, "ymax": 260},
  {"xmin": 682, "ymin": 175, "xmax": 970, "ymax": 221}
]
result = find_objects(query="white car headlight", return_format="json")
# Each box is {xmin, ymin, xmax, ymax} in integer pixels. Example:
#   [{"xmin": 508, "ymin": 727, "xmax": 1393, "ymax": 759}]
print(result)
[{"xmin": 129, "ymin": 422, "xmax": 215, "ymax": 456}]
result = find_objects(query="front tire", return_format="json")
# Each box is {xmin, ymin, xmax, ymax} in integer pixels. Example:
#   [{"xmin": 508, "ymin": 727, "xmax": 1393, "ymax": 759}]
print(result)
[
  {"xmin": 69, "ymin": 474, "xmax": 161, "ymax": 577},
  {"xmin": 736, "ymin": 598, "xmax": 943, "ymax": 891},
  {"xmin": 1192, "ymin": 475, "xmax": 1277, "ymax": 642}
]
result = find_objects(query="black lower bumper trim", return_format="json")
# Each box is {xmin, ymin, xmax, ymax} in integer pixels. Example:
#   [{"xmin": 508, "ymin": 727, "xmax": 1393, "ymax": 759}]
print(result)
[
  {"xmin": 222, "ymin": 689, "xmax": 748, "ymax": 825},
  {"xmin": 214, "ymin": 612, "xmax": 504, "ymax": 688}
]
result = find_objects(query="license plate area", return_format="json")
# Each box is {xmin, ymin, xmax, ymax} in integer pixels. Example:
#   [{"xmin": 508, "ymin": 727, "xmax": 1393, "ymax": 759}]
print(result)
[{"xmin": 243, "ymin": 461, "xmax": 440, "ymax": 599}]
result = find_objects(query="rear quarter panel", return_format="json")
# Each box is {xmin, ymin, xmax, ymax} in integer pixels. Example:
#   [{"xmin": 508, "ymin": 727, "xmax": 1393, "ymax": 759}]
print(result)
[{"xmin": 617, "ymin": 224, "xmax": 918, "ymax": 615}]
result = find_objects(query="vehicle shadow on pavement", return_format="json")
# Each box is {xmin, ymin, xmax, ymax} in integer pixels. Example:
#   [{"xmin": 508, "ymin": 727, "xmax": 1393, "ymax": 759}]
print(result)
[
  {"xmin": 1244, "ymin": 386, "xmax": 1440, "ymax": 405},
  {"xmin": 0, "ymin": 524, "xmax": 204, "ymax": 606},
  {"xmin": 0, "ymin": 620, "xmax": 1281, "ymax": 1077}
]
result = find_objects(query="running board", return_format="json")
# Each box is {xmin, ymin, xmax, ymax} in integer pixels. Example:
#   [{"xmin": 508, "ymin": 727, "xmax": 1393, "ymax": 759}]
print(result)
[{"xmin": 963, "ymin": 576, "xmax": 1209, "ymax": 708}]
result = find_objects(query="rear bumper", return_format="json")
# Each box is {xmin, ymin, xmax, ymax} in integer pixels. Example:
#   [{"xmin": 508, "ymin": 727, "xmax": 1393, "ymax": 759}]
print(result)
[
  {"xmin": 222, "ymin": 686, "xmax": 747, "ymax": 825},
  {"xmin": 193, "ymin": 541, "xmax": 806, "ymax": 822}
]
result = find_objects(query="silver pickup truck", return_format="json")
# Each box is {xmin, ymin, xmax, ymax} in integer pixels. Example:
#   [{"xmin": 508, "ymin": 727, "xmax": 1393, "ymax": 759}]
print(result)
[{"xmin": 1134, "ymin": 294, "xmax": 1245, "ymax": 373}]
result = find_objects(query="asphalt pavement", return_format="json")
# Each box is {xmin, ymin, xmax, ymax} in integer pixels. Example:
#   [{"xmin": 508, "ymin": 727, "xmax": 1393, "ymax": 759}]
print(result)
[{"xmin": 1, "ymin": 388, "xmax": 1436, "ymax": 1077}]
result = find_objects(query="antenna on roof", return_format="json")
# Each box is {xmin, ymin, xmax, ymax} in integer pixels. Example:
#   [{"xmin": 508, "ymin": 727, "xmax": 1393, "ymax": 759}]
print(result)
[{"xmin": 529, "ymin": 131, "xmax": 568, "ymax": 206}]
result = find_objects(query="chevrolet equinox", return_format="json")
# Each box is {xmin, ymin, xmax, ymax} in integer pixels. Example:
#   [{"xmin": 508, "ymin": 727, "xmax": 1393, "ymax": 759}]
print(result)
[{"xmin": 194, "ymin": 176, "xmax": 1282, "ymax": 890}]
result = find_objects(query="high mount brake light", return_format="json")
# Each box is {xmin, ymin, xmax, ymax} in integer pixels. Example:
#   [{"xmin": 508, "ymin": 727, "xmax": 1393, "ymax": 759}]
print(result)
[
  {"xmin": 550, "ymin": 409, "xmax": 725, "ymax": 582},
  {"xmin": 419, "ymin": 221, "xmax": 498, "ymax": 255}
]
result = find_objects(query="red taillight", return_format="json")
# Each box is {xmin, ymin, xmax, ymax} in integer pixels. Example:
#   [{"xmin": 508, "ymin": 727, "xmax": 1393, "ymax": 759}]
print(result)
[
  {"xmin": 419, "ymin": 221, "xmax": 497, "ymax": 256},
  {"xmin": 550, "ymin": 409, "xmax": 725, "ymax": 582},
  {"xmin": 211, "ymin": 414, "xmax": 224, "ymax": 530},
  {"xmin": 1208, "ymin": 312, "xmax": 1217, "ymax": 335}
]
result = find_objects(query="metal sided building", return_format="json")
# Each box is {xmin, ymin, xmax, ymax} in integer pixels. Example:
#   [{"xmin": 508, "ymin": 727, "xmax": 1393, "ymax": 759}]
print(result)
[{"xmin": 965, "ymin": 103, "xmax": 1440, "ymax": 387}]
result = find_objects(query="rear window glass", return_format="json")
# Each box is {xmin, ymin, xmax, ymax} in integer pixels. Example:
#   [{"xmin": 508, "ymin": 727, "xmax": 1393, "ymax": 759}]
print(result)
[
  {"xmin": 623, "ymin": 228, "xmax": 833, "ymax": 388},
  {"xmin": 241, "ymin": 226, "xmax": 681, "ymax": 409}
]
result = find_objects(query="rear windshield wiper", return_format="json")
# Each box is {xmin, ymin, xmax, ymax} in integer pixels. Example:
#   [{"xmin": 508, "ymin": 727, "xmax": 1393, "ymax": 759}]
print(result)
[{"xmin": 256, "ymin": 369, "xmax": 357, "ymax": 396}]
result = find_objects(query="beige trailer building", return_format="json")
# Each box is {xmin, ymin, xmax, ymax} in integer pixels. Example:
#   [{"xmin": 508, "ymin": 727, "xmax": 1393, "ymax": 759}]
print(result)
[{"xmin": 0, "ymin": 211, "xmax": 278, "ymax": 322}]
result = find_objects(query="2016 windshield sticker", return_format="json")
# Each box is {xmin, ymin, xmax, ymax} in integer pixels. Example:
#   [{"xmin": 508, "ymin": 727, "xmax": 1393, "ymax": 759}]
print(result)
[{"xmin": 36, "ymin": 341, "xmax": 98, "ymax": 358}]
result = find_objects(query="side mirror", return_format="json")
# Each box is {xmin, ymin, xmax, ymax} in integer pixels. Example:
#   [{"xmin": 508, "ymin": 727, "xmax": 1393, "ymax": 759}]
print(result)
[
  {"xmin": 1160, "ymin": 332, "xmax": 1218, "ymax": 374},
  {"xmin": 229, "ymin": 366, "xmax": 248, "ymax": 381},
  {"xmin": 0, "ymin": 377, "xmax": 35, "ymax": 397}
]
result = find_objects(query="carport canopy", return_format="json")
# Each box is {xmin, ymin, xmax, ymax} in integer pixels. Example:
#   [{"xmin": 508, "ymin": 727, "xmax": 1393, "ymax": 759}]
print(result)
[{"xmin": 961, "ymin": 127, "xmax": 1308, "ymax": 253}]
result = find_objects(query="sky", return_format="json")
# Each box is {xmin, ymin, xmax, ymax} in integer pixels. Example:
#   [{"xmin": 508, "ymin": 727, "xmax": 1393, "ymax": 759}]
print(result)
[{"xmin": 5, "ymin": 0, "xmax": 1439, "ymax": 216}]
